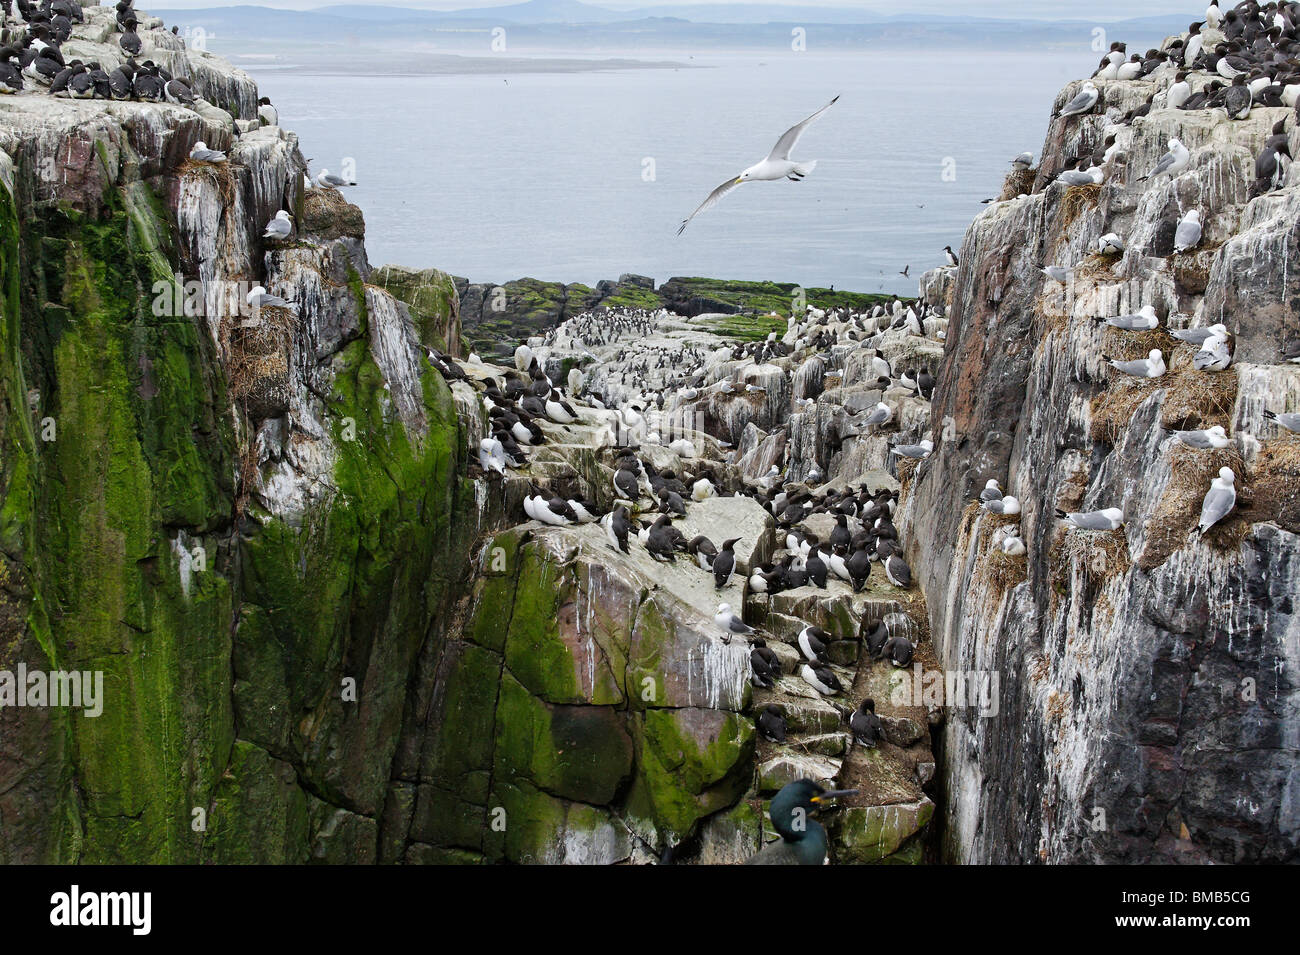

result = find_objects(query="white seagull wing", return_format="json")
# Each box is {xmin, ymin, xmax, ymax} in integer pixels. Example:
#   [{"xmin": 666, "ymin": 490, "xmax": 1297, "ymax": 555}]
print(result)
[
  {"xmin": 678, "ymin": 177, "xmax": 745, "ymax": 235},
  {"xmin": 766, "ymin": 95, "xmax": 839, "ymax": 161},
  {"xmin": 1199, "ymin": 485, "xmax": 1236, "ymax": 529}
]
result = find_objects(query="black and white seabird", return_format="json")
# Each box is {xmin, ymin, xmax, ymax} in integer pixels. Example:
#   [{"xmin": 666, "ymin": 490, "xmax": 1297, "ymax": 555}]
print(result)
[
  {"xmin": 756, "ymin": 704, "xmax": 787, "ymax": 743},
  {"xmin": 884, "ymin": 554, "xmax": 912, "ymax": 588},
  {"xmin": 797, "ymin": 625, "xmax": 831, "ymax": 663},
  {"xmin": 749, "ymin": 637, "xmax": 780, "ymax": 686},
  {"xmin": 713, "ymin": 537, "xmax": 740, "ymax": 589},
  {"xmin": 849, "ymin": 699, "xmax": 883, "ymax": 748},
  {"xmin": 882, "ymin": 634, "xmax": 914, "ymax": 667},
  {"xmin": 602, "ymin": 505, "xmax": 631, "ymax": 553},
  {"xmin": 800, "ymin": 662, "xmax": 842, "ymax": 696}
]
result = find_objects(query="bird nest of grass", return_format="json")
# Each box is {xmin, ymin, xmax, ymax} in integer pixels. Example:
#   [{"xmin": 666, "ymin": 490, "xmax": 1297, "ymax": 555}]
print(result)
[
  {"xmin": 982, "ymin": 548, "xmax": 1028, "ymax": 596},
  {"xmin": 1089, "ymin": 383, "xmax": 1156, "ymax": 446},
  {"xmin": 1158, "ymin": 354, "xmax": 1237, "ymax": 432},
  {"xmin": 1241, "ymin": 439, "xmax": 1300, "ymax": 535},
  {"xmin": 1049, "ymin": 527, "xmax": 1130, "ymax": 593},
  {"xmin": 895, "ymin": 455, "xmax": 921, "ymax": 490},
  {"xmin": 1061, "ymin": 183, "xmax": 1102, "ymax": 229},
  {"xmin": 1138, "ymin": 445, "xmax": 1247, "ymax": 570},
  {"xmin": 178, "ymin": 159, "xmax": 237, "ymax": 207},
  {"xmin": 999, "ymin": 167, "xmax": 1037, "ymax": 202},
  {"xmin": 1071, "ymin": 252, "xmax": 1117, "ymax": 282}
]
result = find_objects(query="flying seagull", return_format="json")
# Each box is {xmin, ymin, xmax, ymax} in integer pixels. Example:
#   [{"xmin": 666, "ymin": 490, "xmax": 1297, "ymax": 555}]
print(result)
[{"xmin": 677, "ymin": 95, "xmax": 839, "ymax": 235}]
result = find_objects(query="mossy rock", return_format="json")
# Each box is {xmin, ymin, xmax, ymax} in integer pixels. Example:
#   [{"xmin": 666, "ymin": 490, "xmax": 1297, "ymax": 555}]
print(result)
[
  {"xmin": 626, "ymin": 707, "xmax": 755, "ymax": 839},
  {"xmin": 492, "ymin": 672, "xmax": 634, "ymax": 805}
]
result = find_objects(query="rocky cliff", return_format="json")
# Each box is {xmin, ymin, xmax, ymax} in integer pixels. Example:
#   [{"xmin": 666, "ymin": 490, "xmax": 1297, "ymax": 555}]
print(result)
[
  {"xmin": 0, "ymin": 8, "xmax": 477, "ymax": 863},
  {"xmin": 901, "ymin": 26, "xmax": 1300, "ymax": 863}
]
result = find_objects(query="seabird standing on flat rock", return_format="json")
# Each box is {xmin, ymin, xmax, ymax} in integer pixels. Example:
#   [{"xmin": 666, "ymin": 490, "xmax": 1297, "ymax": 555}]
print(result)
[
  {"xmin": 677, "ymin": 95, "xmax": 839, "ymax": 234},
  {"xmin": 717, "ymin": 602, "xmax": 755, "ymax": 643},
  {"xmin": 797, "ymin": 625, "xmax": 831, "ymax": 663},
  {"xmin": 1194, "ymin": 467, "xmax": 1236, "ymax": 536},
  {"xmin": 748, "ymin": 637, "xmax": 780, "ymax": 685},
  {"xmin": 743, "ymin": 780, "xmax": 857, "ymax": 865},
  {"xmin": 257, "ymin": 95, "xmax": 278, "ymax": 126},
  {"xmin": 884, "ymin": 554, "xmax": 912, "ymax": 588},
  {"xmin": 1139, "ymin": 138, "xmax": 1189, "ymax": 181},
  {"xmin": 800, "ymin": 662, "xmax": 842, "ymax": 696},
  {"xmin": 713, "ymin": 537, "xmax": 740, "ymax": 588},
  {"xmin": 849, "ymin": 699, "xmax": 882, "ymax": 748},
  {"xmin": 943, "ymin": 246, "xmax": 959, "ymax": 267},
  {"xmin": 756, "ymin": 704, "xmax": 787, "ymax": 743},
  {"xmin": 602, "ymin": 506, "xmax": 632, "ymax": 553},
  {"xmin": 645, "ymin": 515, "xmax": 678, "ymax": 562}
]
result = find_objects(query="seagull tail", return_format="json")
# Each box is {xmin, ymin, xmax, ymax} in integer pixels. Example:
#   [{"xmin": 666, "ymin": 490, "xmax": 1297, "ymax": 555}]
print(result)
[
  {"xmin": 792, "ymin": 160, "xmax": 818, "ymax": 177},
  {"xmin": 1054, "ymin": 508, "xmax": 1068, "ymax": 520},
  {"xmin": 1263, "ymin": 410, "xmax": 1277, "ymax": 420}
]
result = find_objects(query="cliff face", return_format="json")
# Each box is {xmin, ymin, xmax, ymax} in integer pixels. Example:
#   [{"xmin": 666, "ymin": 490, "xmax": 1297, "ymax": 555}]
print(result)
[
  {"xmin": 901, "ymin": 47, "xmax": 1300, "ymax": 862},
  {"xmin": 0, "ymin": 11, "xmax": 475, "ymax": 863}
]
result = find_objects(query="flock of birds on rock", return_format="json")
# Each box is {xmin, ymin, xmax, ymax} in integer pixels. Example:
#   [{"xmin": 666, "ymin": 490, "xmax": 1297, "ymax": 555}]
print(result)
[
  {"xmin": 427, "ymin": 296, "xmax": 956, "ymax": 822},
  {"xmin": 1, "ymin": 2, "xmax": 360, "ymax": 202},
  {"xmin": 982, "ymin": 0, "xmax": 1300, "ymax": 544},
  {"xmin": 1037, "ymin": 1, "xmax": 1300, "ymax": 199}
]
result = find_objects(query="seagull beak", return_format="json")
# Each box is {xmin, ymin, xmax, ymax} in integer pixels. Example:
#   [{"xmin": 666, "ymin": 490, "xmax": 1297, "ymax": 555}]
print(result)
[{"xmin": 735, "ymin": 176, "xmax": 744, "ymax": 184}]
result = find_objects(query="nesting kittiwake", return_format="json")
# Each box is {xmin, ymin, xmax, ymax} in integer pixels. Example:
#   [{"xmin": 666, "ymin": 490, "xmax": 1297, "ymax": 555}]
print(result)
[
  {"xmin": 1103, "ymin": 349, "xmax": 1165, "ymax": 378},
  {"xmin": 246, "ymin": 285, "xmax": 298, "ymax": 314},
  {"xmin": 1097, "ymin": 233, "xmax": 1125, "ymax": 255},
  {"xmin": 1094, "ymin": 304, "xmax": 1158, "ymax": 330},
  {"xmin": 1055, "ymin": 507, "xmax": 1125, "ymax": 530},
  {"xmin": 677, "ymin": 95, "xmax": 839, "ymax": 234},
  {"xmin": 1056, "ymin": 165, "xmax": 1104, "ymax": 187},
  {"xmin": 1172, "ymin": 425, "xmax": 1231, "ymax": 449},
  {"xmin": 189, "ymin": 140, "xmax": 226, "ymax": 163},
  {"xmin": 1174, "ymin": 209, "xmax": 1202, "ymax": 252},
  {"xmin": 1171, "ymin": 323, "xmax": 1228, "ymax": 347},
  {"xmin": 1193, "ymin": 467, "xmax": 1236, "ymax": 536},
  {"xmin": 1194, "ymin": 338, "xmax": 1232, "ymax": 371},
  {"xmin": 262, "ymin": 210, "xmax": 293, "ymax": 240}
]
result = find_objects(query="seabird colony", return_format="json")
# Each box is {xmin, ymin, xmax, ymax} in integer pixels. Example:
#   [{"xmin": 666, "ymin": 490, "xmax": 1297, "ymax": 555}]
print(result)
[
  {"xmin": 431, "ymin": 292, "xmax": 948, "ymax": 854},
  {"xmin": 1002, "ymin": 0, "xmax": 1300, "ymax": 539},
  {"xmin": 0, "ymin": 0, "xmax": 283, "ymax": 136}
]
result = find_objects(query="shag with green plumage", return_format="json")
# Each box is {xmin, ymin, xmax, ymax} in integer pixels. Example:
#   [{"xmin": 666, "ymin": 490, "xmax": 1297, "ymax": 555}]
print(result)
[{"xmin": 744, "ymin": 779, "xmax": 858, "ymax": 865}]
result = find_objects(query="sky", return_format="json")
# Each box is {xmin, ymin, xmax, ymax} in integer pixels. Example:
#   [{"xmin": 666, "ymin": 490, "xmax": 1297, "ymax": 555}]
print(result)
[{"xmin": 150, "ymin": 0, "xmax": 1203, "ymax": 20}]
